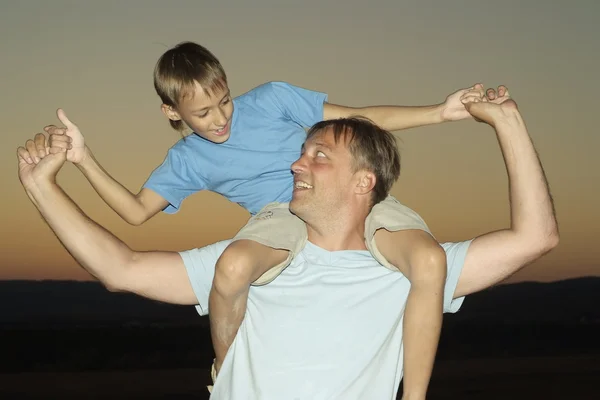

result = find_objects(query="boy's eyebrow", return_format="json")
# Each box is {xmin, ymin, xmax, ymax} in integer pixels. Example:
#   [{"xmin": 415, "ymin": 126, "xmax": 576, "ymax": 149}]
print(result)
[{"xmin": 190, "ymin": 91, "xmax": 231, "ymax": 113}]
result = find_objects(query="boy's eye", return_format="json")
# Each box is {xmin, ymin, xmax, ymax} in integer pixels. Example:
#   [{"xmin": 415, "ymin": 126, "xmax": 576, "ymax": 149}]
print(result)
[
  {"xmin": 196, "ymin": 112, "xmax": 208, "ymax": 118},
  {"xmin": 222, "ymin": 97, "xmax": 231, "ymax": 105},
  {"xmin": 316, "ymin": 151, "xmax": 326, "ymax": 158}
]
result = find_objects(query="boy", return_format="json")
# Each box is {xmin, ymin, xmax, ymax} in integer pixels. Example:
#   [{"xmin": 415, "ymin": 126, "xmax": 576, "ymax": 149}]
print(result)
[{"xmin": 43, "ymin": 41, "xmax": 482, "ymax": 397}]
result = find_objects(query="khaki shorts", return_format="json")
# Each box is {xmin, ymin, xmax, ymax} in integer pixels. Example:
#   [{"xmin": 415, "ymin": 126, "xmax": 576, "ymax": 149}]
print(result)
[
  {"xmin": 233, "ymin": 202, "xmax": 307, "ymax": 286},
  {"xmin": 233, "ymin": 196, "xmax": 430, "ymax": 285},
  {"xmin": 365, "ymin": 195, "xmax": 432, "ymax": 271}
]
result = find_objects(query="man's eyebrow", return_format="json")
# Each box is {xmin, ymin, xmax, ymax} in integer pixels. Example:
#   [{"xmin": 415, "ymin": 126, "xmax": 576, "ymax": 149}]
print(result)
[{"xmin": 314, "ymin": 142, "xmax": 333, "ymax": 151}]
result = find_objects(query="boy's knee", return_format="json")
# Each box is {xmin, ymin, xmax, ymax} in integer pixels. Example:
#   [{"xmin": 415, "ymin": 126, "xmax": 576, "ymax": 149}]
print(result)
[
  {"xmin": 214, "ymin": 240, "xmax": 259, "ymax": 294},
  {"xmin": 409, "ymin": 241, "xmax": 447, "ymax": 287}
]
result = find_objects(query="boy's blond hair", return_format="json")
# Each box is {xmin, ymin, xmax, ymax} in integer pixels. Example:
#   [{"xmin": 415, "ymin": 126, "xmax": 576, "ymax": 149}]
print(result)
[{"xmin": 154, "ymin": 41, "xmax": 228, "ymax": 131}]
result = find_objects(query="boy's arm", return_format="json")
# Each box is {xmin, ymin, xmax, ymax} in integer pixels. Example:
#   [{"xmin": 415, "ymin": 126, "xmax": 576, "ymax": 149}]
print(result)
[
  {"xmin": 76, "ymin": 148, "xmax": 168, "ymax": 225},
  {"xmin": 323, "ymin": 84, "xmax": 482, "ymax": 131},
  {"xmin": 45, "ymin": 109, "xmax": 168, "ymax": 225},
  {"xmin": 453, "ymin": 88, "xmax": 559, "ymax": 299}
]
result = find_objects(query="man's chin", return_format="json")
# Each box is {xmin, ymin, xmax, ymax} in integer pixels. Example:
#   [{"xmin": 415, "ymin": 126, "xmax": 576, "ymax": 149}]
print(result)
[{"xmin": 289, "ymin": 200, "xmax": 304, "ymax": 219}]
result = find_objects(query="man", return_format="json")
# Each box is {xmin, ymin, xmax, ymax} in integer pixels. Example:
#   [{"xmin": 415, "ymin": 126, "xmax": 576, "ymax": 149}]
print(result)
[{"xmin": 17, "ymin": 87, "xmax": 558, "ymax": 399}]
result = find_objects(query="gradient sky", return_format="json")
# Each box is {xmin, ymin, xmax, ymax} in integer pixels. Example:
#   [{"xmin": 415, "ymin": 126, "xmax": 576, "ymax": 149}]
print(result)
[{"xmin": 1, "ymin": 0, "xmax": 598, "ymax": 283}]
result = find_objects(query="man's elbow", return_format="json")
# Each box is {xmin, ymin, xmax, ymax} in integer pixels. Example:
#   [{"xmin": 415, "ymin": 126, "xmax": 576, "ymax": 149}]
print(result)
[
  {"xmin": 522, "ymin": 227, "xmax": 560, "ymax": 261},
  {"xmin": 98, "ymin": 256, "xmax": 139, "ymax": 294},
  {"xmin": 540, "ymin": 228, "xmax": 560, "ymax": 254}
]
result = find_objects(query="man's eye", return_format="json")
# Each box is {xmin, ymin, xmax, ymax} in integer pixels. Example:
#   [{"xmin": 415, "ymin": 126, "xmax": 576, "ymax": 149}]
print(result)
[{"xmin": 316, "ymin": 151, "xmax": 326, "ymax": 158}]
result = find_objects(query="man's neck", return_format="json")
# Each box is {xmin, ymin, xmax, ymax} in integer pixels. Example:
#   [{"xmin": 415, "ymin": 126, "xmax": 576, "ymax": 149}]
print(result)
[{"xmin": 305, "ymin": 208, "xmax": 369, "ymax": 252}]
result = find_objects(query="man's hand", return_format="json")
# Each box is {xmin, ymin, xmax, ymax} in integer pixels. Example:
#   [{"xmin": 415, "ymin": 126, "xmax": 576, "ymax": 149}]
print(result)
[
  {"xmin": 17, "ymin": 132, "xmax": 67, "ymax": 190},
  {"xmin": 439, "ymin": 83, "xmax": 485, "ymax": 122},
  {"xmin": 44, "ymin": 109, "xmax": 87, "ymax": 164},
  {"xmin": 462, "ymin": 85, "xmax": 518, "ymax": 127}
]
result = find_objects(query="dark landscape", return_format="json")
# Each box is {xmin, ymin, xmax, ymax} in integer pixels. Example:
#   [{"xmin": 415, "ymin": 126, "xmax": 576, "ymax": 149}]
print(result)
[{"xmin": 1, "ymin": 278, "xmax": 598, "ymax": 399}]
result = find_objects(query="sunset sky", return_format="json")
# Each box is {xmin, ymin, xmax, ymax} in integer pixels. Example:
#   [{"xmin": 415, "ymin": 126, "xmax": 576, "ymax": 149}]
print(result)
[{"xmin": 1, "ymin": 0, "xmax": 598, "ymax": 284}]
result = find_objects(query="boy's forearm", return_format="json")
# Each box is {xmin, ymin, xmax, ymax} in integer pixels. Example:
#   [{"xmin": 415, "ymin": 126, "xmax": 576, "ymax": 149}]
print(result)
[
  {"xmin": 25, "ymin": 179, "xmax": 134, "ymax": 290},
  {"xmin": 356, "ymin": 104, "xmax": 444, "ymax": 132},
  {"xmin": 76, "ymin": 148, "xmax": 149, "ymax": 225}
]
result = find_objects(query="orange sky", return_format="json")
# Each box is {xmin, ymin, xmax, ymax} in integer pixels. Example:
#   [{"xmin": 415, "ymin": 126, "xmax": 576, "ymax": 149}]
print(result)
[{"xmin": 1, "ymin": 1, "xmax": 599, "ymax": 283}]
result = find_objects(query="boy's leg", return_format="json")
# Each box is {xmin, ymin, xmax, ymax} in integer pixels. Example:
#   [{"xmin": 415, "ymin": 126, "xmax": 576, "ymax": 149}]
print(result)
[
  {"xmin": 366, "ymin": 196, "xmax": 447, "ymax": 400},
  {"xmin": 209, "ymin": 203, "xmax": 307, "ymax": 377}
]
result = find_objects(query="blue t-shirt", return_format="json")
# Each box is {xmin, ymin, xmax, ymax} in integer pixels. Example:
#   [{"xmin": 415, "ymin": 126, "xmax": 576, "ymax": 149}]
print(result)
[{"xmin": 143, "ymin": 81, "xmax": 328, "ymax": 215}]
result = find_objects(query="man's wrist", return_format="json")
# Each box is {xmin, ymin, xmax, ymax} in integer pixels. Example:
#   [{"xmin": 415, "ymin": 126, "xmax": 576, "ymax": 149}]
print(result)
[
  {"xmin": 493, "ymin": 109, "xmax": 525, "ymax": 130},
  {"xmin": 25, "ymin": 177, "xmax": 56, "ymax": 195}
]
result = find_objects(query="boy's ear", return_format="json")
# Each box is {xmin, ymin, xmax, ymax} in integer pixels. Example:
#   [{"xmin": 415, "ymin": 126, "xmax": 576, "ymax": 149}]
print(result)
[
  {"xmin": 355, "ymin": 170, "xmax": 376, "ymax": 195},
  {"xmin": 161, "ymin": 104, "xmax": 182, "ymax": 121}
]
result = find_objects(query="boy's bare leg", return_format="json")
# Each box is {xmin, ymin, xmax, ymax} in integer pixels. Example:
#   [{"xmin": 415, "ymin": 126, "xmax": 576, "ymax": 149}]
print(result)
[
  {"xmin": 209, "ymin": 240, "xmax": 288, "ymax": 375},
  {"xmin": 374, "ymin": 229, "xmax": 447, "ymax": 400}
]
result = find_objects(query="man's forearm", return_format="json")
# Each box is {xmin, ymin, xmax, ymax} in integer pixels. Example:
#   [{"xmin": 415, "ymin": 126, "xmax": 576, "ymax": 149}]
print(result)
[
  {"xmin": 495, "ymin": 113, "xmax": 557, "ymax": 240},
  {"xmin": 356, "ymin": 105, "xmax": 444, "ymax": 132},
  {"xmin": 455, "ymin": 110, "xmax": 559, "ymax": 298},
  {"xmin": 25, "ymin": 180, "xmax": 134, "ymax": 289}
]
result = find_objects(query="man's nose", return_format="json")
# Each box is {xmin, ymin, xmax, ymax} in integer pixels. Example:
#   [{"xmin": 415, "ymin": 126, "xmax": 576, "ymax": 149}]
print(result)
[{"xmin": 291, "ymin": 155, "xmax": 308, "ymax": 175}]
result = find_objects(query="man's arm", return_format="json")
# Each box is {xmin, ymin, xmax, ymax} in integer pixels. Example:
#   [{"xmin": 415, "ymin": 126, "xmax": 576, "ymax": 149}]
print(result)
[
  {"xmin": 322, "ymin": 84, "xmax": 481, "ymax": 131},
  {"xmin": 18, "ymin": 140, "xmax": 196, "ymax": 305},
  {"xmin": 454, "ymin": 90, "xmax": 559, "ymax": 299}
]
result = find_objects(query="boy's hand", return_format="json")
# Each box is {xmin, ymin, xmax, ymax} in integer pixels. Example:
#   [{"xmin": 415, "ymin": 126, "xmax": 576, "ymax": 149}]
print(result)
[
  {"xmin": 44, "ymin": 109, "xmax": 87, "ymax": 164},
  {"xmin": 439, "ymin": 83, "xmax": 485, "ymax": 122}
]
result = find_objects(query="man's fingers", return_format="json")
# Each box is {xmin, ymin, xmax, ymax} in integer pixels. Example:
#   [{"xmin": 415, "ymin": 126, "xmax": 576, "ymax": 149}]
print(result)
[
  {"xmin": 486, "ymin": 88, "xmax": 497, "ymax": 101},
  {"xmin": 57, "ymin": 108, "xmax": 76, "ymax": 128},
  {"xmin": 497, "ymin": 85, "xmax": 509, "ymax": 98},
  {"xmin": 25, "ymin": 139, "xmax": 39, "ymax": 163},
  {"xmin": 34, "ymin": 133, "xmax": 48, "ymax": 158},
  {"xmin": 17, "ymin": 147, "xmax": 33, "ymax": 164}
]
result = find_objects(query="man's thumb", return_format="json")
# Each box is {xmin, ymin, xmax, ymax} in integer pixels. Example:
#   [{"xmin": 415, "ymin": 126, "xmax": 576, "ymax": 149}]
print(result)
[{"xmin": 57, "ymin": 108, "xmax": 76, "ymax": 128}]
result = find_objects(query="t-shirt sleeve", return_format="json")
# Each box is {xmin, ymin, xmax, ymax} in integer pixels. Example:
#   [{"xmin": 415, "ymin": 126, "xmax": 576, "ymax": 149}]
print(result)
[
  {"xmin": 441, "ymin": 240, "xmax": 473, "ymax": 313},
  {"xmin": 142, "ymin": 145, "xmax": 206, "ymax": 214},
  {"xmin": 179, "ymin": 240, "xmax": 233, "ymax": 316},
  {"xmin": 259, "ymin": 81, "xmax": 328, "ymax": 127}
]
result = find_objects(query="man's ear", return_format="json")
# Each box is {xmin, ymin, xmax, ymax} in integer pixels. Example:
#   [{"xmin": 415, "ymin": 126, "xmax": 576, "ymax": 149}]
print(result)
[
  {"xmin": 161, "ymin": 104, "xmax": 182, "ymax": 122},
  {"xmin": 355, "ymin": 170, "xmax": 376, "ymax": 196}
]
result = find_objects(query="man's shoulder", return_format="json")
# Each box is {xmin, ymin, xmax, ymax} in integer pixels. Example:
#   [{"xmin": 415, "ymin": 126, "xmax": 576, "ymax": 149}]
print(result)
[{"xmin": 180, "ymin": 240, "xmax": 233, "ymax": 264}]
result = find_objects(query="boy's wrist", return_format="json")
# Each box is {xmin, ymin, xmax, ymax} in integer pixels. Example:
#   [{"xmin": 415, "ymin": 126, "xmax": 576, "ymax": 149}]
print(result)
[{"xmin": 75, "ymin": 146, "xmax": 93, "ymax": 170}]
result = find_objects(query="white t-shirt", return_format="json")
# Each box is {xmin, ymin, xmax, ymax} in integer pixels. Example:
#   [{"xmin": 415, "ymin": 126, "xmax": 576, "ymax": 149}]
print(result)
[{"xmin": 181, "ymin": 240, "xmax": 471, "ymax": 400}]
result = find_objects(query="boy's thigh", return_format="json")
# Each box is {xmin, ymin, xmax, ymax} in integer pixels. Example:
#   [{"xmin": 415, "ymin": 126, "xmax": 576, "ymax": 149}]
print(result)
[
  {"xmin": 233, "ymin": 202, "xmax": 307, "ymax": 285},
  {"xmin": 366, "ymin": 196, "xmax": 433, "ymax": 271}
]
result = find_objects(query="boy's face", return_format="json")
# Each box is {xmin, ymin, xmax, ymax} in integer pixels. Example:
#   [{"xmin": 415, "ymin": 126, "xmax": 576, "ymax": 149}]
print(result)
[{"xmin": 163, "ymin": 81, "xmax": 234, "ymax": 143}]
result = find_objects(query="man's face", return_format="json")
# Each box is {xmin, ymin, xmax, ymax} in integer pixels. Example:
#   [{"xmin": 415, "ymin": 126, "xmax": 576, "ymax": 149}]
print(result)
[
  {"xmin": 163, "ymin": 81, "xmax": 234, "ymax": 143},
  {"xmin": 289, "ymin": 128, "xmax": 358, "ymax": 222}
]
